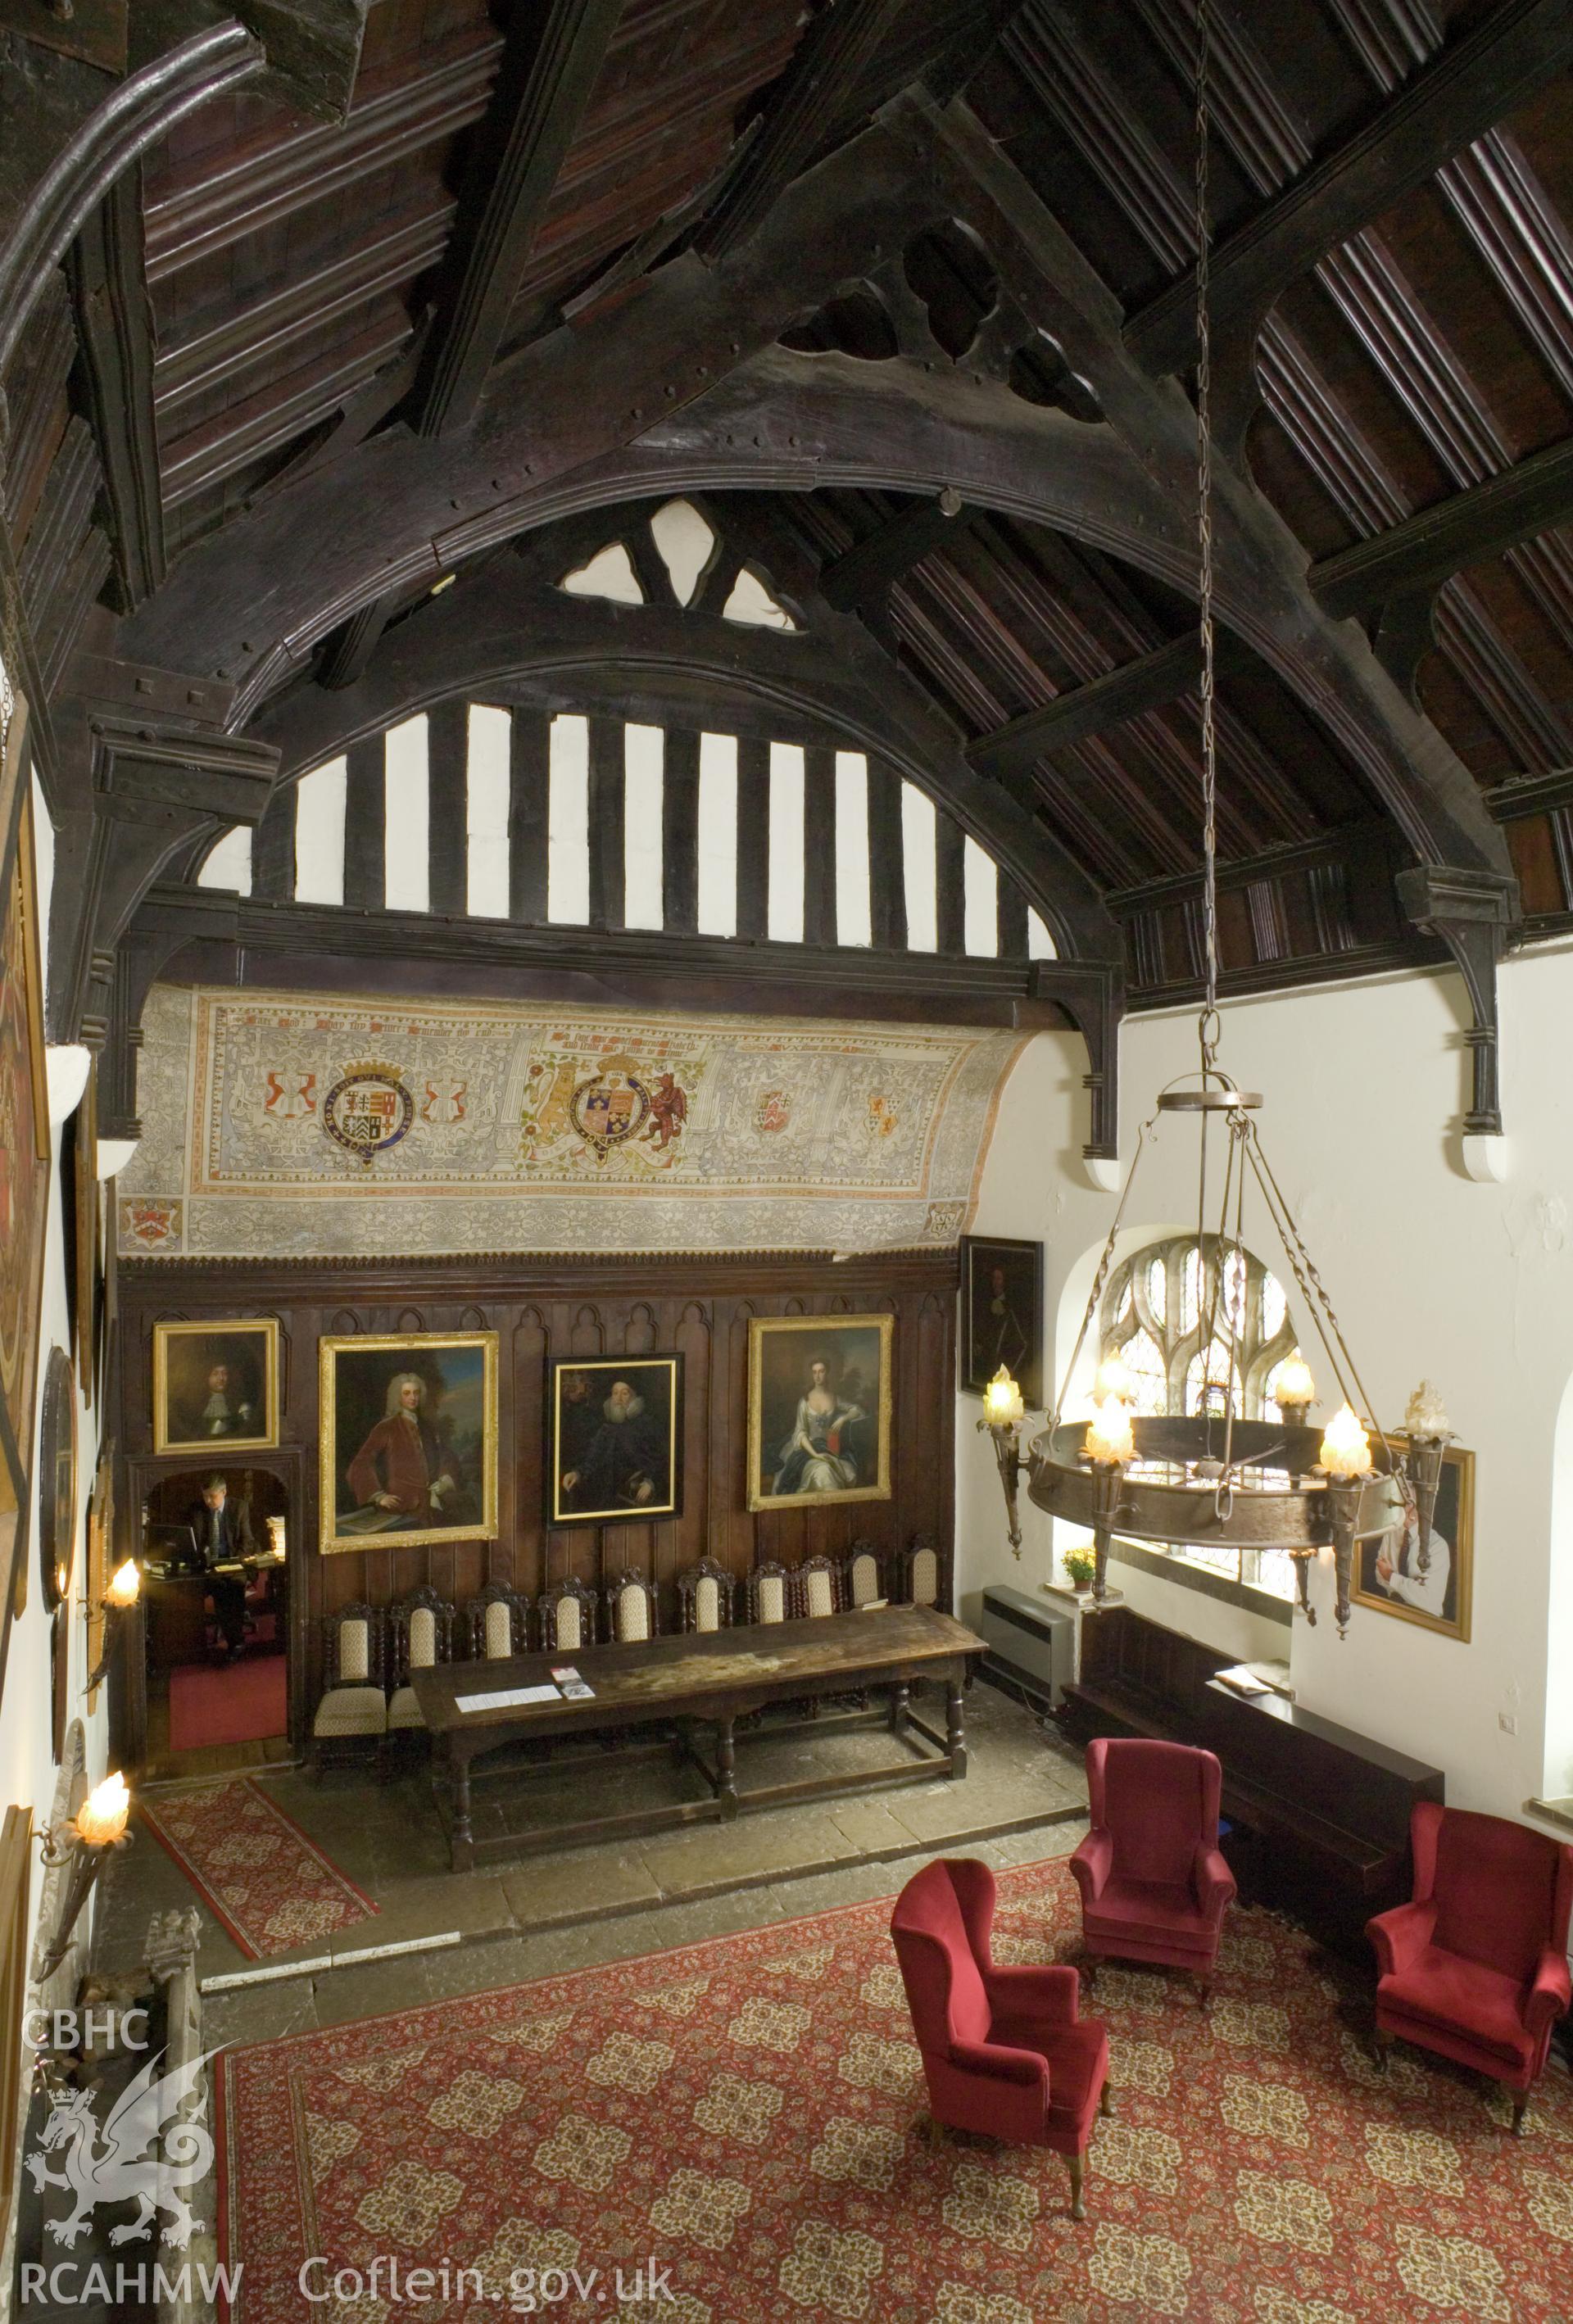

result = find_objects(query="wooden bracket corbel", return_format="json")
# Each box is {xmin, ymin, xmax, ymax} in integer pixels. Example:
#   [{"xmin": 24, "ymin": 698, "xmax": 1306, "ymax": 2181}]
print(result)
[
  {"xmin": 1394, "ymin": 863, "xmax": 1519, "ymax": 1136},
  {"xmin": 1017, "ymin": 958, "xmax": 1125, "ymax": 1164}
]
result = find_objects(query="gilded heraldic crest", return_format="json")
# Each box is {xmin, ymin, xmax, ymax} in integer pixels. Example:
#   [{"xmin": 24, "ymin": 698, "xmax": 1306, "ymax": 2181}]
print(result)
[
  {"xmin": 322, "ymin": 1061, "xmax": 415, "ymax": 1167},
  {"xmin": 569, "ymin": 1054, "xmax": 653, "ymax": 1162}
]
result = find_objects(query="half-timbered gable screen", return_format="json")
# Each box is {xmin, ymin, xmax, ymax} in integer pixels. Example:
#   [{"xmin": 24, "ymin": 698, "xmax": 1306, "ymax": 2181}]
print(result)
[{"xmin": 197, "ymin": 706, "xmax": 1057, "ymax": 964}]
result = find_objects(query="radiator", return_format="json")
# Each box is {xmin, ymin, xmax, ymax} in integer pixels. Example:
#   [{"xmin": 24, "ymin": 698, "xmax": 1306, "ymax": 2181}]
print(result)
[{"xmin": 977, "ymin": 1585, "xmax": 1075, "ymax": 1710}]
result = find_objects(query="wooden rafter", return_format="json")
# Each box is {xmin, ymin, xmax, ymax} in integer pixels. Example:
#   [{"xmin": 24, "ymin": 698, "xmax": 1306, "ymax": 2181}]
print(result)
[
  {"xmin": 821, "ymin": 492, "xmax": 969, "ymax": 609},
  {"xmin": 695, "ymin": 0, "xmax": 910, "ymax": 265},
  {"xmin": 1312, "ymin": 434, "xmax": 1573, "ymax": 617},
  {"xmin": 67, "ymin": 171, "xmax": 164, "ymax": 611},
  {"xmin": 1124, "ymin": 0, "xmax": 1573, "ymax": 378},
  {"xmin": 414, "ymin": 0, "xmax": 625, "ymax": 437},
  {"xmin": 968, "ymin": 634, "xmax": 1244, "ymax": 776}
]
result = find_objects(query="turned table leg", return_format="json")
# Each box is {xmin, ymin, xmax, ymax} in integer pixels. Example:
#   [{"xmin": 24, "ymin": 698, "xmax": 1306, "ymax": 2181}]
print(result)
[
  {"xmin": 715, "ymin": 1717, "xmax": 739, "ymax": 1819},
  {"xmin": 888, "ymin": 1682, "xmax": 910, "ymax": 1737},
  {"xmin": 451, "ymin": 1744, "xmax": 475, "ymax": 1873},
  {"xmin": 945, "ymin": 1677, "xmax": 968, "ymax": 1778}
]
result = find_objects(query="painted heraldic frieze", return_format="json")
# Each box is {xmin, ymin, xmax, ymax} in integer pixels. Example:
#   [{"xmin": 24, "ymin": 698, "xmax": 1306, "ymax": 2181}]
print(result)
[{"xmin": 119, "ymin": 986, "xmax": 1027, "ymax": 1257}]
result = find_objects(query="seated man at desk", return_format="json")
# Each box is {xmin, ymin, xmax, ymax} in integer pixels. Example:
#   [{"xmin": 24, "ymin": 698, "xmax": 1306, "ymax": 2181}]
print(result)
[{"xmin": 185, "ymin": 1475, "xmax": 256, "ymax": 1659}]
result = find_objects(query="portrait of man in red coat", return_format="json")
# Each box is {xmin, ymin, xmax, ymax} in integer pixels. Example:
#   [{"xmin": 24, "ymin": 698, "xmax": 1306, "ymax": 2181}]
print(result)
[{"xmin": 342, "ymin": 1370, "xmax": 464, "ymax": 1532}]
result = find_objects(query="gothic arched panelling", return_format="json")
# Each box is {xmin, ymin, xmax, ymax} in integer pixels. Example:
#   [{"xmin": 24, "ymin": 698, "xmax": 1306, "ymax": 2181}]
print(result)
[{"xmin": 114, "ymin": 1253, "xmax": 959, "ymax": 1669}]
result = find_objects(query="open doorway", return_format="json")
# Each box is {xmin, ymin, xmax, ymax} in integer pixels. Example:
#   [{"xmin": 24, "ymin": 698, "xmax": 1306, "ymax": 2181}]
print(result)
[{"xmin": 141, "ymin": 1466, "xmax": 291, "ymax": 1779}]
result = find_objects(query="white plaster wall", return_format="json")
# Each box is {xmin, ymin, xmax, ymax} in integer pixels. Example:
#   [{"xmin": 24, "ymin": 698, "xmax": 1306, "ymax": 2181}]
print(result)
[{"xmin": 957, "ymin": 945, "xmax": 1573, "ymax": 1820}]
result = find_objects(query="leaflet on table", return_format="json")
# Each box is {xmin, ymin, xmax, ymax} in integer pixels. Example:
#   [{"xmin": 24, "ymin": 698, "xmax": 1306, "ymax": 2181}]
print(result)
[
  {"xmin": 454, "ymin": 1683, "xmax": 562, "ymax": 1712},
  {"xmin": 551, "ymin": 1665, "xmax": 595, "ymax": 1699}
]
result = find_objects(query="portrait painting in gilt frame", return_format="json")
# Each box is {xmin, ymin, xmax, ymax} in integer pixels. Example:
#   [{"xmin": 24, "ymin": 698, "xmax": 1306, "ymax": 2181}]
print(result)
[
  {"xmin": 153, "ymin": 1318, "xmax": 281, "ymax": 1456},
  {"xmin": 746, "ymin": 1314, "xmax": 893, "ymax": 1512},
  {"xmin": 546, "ymin": 1356, "xmax": 684, "ymax": 1529},
  {"xmin": 960, "ymin": 1234, "xmax": 1044, "ymax": 1410},
  {"xmin": 320, "ymin": 1330, "xmax": 498, "ymax": 1554},
  {"xmin": 0, "ymin": 735, "xmax": 51, "ymax": 1498},
  {"xmin": 1352, "ymin": 1438, "xmax": 1475, "ymax": 1643}
]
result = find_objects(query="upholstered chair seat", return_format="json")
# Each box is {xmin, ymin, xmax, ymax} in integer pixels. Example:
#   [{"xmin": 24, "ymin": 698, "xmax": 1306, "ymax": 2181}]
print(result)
[
  {"xmin": 311, "ymin": 1604, "xmax": 388, "ymax": 1778},
  {"xmin": 388, "ymin": 1590, "xmax": 454, "ymax": 1741},
  {"xmin": 891, "ymin": 1857, "xmax": 1110, "ymax": 2217},
  {"xmin": 749, "ymin": 1561, "xmax": 791, "ymax": 1624},
  {"xmin": 1367, "ymin": 1801, "xmax": 1573, "ymax": 2129},
  {"xmin": 678, "ymin": 1560, "xmax": 734, "ymax": 1633}
]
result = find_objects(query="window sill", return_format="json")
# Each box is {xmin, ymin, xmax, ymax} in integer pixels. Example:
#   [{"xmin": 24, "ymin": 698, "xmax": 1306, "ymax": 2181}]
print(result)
[{"xmin": 1108, "ymin": 1536, "xmax": 1293, "ymax": 1627}]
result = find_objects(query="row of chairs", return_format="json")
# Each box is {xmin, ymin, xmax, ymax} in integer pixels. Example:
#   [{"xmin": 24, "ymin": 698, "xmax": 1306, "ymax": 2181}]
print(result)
[{"xmin": 311, "ymin": 1536, "xmax": 943, "ymax": 1776}]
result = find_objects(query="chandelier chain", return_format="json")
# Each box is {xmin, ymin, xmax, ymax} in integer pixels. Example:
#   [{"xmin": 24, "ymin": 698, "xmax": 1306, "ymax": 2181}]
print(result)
[{"xmin": 1195, "ymin": 0, "xmax": 1219, "ymax": 1066}]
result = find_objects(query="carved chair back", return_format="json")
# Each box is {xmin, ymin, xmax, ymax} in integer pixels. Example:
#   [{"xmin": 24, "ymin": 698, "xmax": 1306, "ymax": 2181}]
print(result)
[
  {"xmin": 902, "ymin": 1533, "xmax": 941, "ymax": 1608},
  {"xmin": 606, "ymin": 1570, "xmax": 660, "ymax": 1645},
  {"xmin": 322, "ymin": 1601, "xmax": 386, "ymax": 1692},
  {"xmin": 538, "ymin": 1573, "xmax": 600, "ymax": 1654},
  {"xmin": 677, "ymin": 1558, "xmax": 734, "ymax": 1634},
  {"xmin": 390, "ymin": 1585, "xmax": 456, "ymax": 1686},
  {"xmin": 796, "ymin": 1553, "xmax": 841, "ymax": 1620},
  {"xmin": 467, "ymin": 1582, "xmax": 532, "ymax": 1661},
  {"xmin": 748, "ymin": 1560, "xmax": 791, "ymax": 1625},
  {"xmin": 842, "ymin": 1540, "xmax": 884, "ymax": 1609}
]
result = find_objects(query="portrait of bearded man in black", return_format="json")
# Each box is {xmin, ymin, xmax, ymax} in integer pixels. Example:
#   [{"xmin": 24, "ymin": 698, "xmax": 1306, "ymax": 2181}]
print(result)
[{"xmin": 549, "ymin": 1360, "xmax": 682, "ymax": 1524}]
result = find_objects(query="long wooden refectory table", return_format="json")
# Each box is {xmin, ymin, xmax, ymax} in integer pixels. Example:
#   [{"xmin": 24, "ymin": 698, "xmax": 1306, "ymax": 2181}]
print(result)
[{"xmin": 410, "ymin": 1606, "xmax": 985, "ymax": 1872}]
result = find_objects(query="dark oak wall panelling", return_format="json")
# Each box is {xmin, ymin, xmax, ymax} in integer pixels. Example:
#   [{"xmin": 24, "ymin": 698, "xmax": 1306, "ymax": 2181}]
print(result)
[{"xmin": 116, "ymin": 1249, "xmax": 959, "ymax": 1751}]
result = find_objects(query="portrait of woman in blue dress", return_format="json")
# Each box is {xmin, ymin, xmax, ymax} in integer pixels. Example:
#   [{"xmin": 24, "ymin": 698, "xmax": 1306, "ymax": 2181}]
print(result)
[{"xmin": 771, "ymin": 1355, "xmax": 867, "ymax": 1497}]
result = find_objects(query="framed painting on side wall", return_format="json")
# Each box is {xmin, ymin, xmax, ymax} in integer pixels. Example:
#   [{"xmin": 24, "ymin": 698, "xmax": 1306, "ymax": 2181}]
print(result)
[
  {"xmin": 959, "ymin": 1235, "xmax": 1043, "ymax": 1410},
  {"xmin": 546, "ymin": 1357, "xmax": 684, "ymax": 1528},
  {"xmin": 746, "ymin": 1314, "xmax": 893, "ymax": 1512},
  {"xmin": 153, "ymin": 1317, "xmax": 280, "ymax": 1454},
  {"xmin": 0, "ymin": 726, "xmax": 50, "ymax": 1492},
  {"xmin": 320, "ymin": 1331, "xmax": 498, "ymax": 1553},
  {"xmin": 1351, "ymin": 1439, "xmax": 1475, "ymax": 1642}
]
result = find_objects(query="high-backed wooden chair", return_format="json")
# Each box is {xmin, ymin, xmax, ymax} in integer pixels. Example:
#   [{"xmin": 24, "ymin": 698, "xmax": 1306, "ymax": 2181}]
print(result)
[
  {"xmin": 467, "ymin": 1581, "xmax": 532, "ymax": 1662},
  {"xmin": 538, "ymin": 1573, "xmax": 599, "ymax": 1654},
  {"xmin": 903, "ymin": 1533, "xmax": 941, "ymax": 1608},
  {"xmin": 748, "ymin": 1559, "xmax": 791, "ymax": 1624},
  {"xmin": 842, "ymin": 1540, "xmax": 885, "ymax": 1609},
  {"xmin": 388, "ymin": 1585, "xmax": 456, "ymax": 1742},
  {"xmin": 677, "ymin": 1558, "xmax": 734, "ymax": 1633},
  {"xmin": 311, "ymin": 1601, "xmax": 388, "ymax": 1780},
  {"xmin": 796, "ymin": 1553, "xmax": 841, "ymax": 1619},
  {"xmin": 606, "ymin": 1569, "xmax": 660, "ymax": 1644}
]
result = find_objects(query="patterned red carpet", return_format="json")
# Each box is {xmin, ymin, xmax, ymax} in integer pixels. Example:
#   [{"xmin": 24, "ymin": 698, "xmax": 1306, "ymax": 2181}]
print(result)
[
  {"xmin": 140, "ymin": 1777, "xmax": 378, "ymax": 1958},
  {"xmin": 215, "ymin": 1856, "xmax": 1573, "ymax": 2323}
]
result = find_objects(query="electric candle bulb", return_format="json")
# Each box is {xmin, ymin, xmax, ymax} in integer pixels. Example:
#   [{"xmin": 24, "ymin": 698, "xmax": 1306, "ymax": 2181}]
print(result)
[
  {"xmin": 104, "ymin": 1561, "xmax": 139, "ymax": 1610},
  {"xmin": 1318, "ymin": 1402, "xmax": 1371, "ymax": 1479},
  {"xmin": 1084, "ymin": 1395, "xmax": 1135, "ymax": 1465},
  {"xmin": 1094, "ymin": 1354, "xmax": 1134, "ymax": 1402},
  {"xmin": 983, "ymin": 1367, "xmax": 1025, "ymax": 1429},
  {"xmin": 1404, "ymin": 1380, "xmax": 1451, "ymax": 1438},
  {"xmin": 74, "ymin": 1771, "xmax": 129, "ymax": 1848},
  {"xmin": 1274, "ymin": 1352, "xmax": 1316, "ymax": 1411}
]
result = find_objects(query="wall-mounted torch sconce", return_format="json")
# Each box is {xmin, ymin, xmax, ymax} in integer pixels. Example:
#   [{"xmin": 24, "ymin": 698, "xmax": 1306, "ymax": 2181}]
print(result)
[
  {"xmin": 36, "ymin": 1772, "xmax": 132, "ymax": 1980},
  {"xmin": 977, "ymin": 1366, "xmax": 1028, "ymax": 1557},
  {"xmin": 83, "ymin": 1560, "xmax": 141, "ymax": 1697}
]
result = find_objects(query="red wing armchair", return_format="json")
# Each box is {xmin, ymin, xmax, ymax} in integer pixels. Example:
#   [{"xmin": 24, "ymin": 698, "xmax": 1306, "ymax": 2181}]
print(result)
[
  {"xmin": 1069, "ymin": 1737, "xmax": 1236, "ymax": 2002},
  {"xmin": 890, "ymin": 1858, "xmax": 1110, "ymax": 2217},
  {"xmin": 1367, "ymin": 1801, "xmax": 1573, "ymax": 2130}
]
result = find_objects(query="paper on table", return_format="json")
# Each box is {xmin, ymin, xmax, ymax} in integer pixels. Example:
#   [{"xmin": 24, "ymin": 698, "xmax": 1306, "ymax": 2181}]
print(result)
[{"xmin": 455, "ymin": 1683, "xmax": 561, "ymax": 1712}]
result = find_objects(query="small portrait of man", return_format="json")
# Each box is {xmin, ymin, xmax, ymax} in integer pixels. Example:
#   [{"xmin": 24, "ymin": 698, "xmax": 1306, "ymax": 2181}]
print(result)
[
  {"xmin": 1356, "ymin": 1462, "xmax": 1465, "ymax": 1633},
  {"xmin": 548, "ymin": 1357, "xmax": 682, "ymax": 1526},
  {"xmin": 320, "ymin": 1333, "xmax": 496, "ymax": 1549},
  {"xmin": 155, "ymin": 1321, "xmax": 279, "ymax": 1453},
  {"xmin": 962, "ymin": 1238, "xmax": 1043, "ymax": 1408}
]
